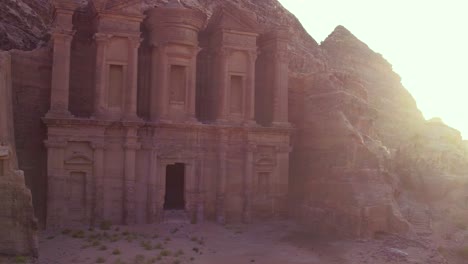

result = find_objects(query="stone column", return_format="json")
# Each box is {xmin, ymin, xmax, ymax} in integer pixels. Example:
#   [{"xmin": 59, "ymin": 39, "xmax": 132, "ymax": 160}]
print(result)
[
  {"xmin": 123, "ymin": 128, "xmax": 140, "ymax": 225},
  {"xmin": 275, "ymin": 144, "xmax": 291, "ymax": 216},
  {"xmin": 243, "ymin": 143, "xmax": 255, "ymax": 223},
  {"xmin": 44, "ymin": 139, "xmax": 68, "ymax": 229},
  {"xmin": 156, "ymin": 162, "xmax": 167, "ymax": 222},
  {"xmin": 187, "ymin": 48, "xmax": 200, "ymax": 122},
  {"xmin": 214, "ymin": 48, "xmax": 229, "ymax": 122},
  {"xmin": 91, "ymin": 141, "xmax": 105, "ymax": 225},
  {"xmin": 216, "ymin": 130, "xmax": 228, "ymax": 223},
  {"xmin": 125, "ymin": 36, "xmax": 141, "ymax": 121},
  {"xmin": 47, "ymin": 30, "xmax": 74, "ymax": 117},
  {"xmin": 93, "ymin": 33, "xmax": 111, "ymax": 118},
  {"xmin": 245, "ymin": 51, "xmax": 257, "ymax": 125},
  {"xmin": 146, "ymin": 146, "xmax": 158, "ymax": 223},
  {"xmin": 272, "ymin": 49, "xmax": 289, "ymax": 126}
]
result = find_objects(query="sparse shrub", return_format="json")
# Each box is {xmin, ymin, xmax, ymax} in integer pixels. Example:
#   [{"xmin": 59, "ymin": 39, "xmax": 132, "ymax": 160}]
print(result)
[
  {"xmin": 172, "ymin": 260, "xmax": 181, "ymax": 264},
  {"xmin": 160, "ymin": 250, "xmax": 171, "ymax": 257},
  {"xmin": 72, "ymin": 230, "xmax": 85, "ymax": 239},
  {"xmin": 46, "ymin": 236, "xmax": 55, "ymax": 240},
  {"xmin": 134, "ymin": 254, "xmax": 146, "ymax": 264},
  {"xmin": 61, "ymin": 229, "xmax": 72, "ymax": 235},
  {"xmin": 140, "ymin": 240, "xmax": 152, "ymax": 250},
  {"xmin": 190, "ymin": 236, "xmax": 198, "ymax": 242},
  {"xmin": 100, "ymin": 220, "xmax": 112, "ymax": 231},
  {"xmin": 192, "ymin": 247, "xmax": 199, "ymax": 253},
  {"xmin": 96, "ymin": 257, "xmax": 106, "ymax": 263},
  {"xmin": 154, "ymin": 243, "xmax": 163, "ymax": 250},
  {"xmin": 170, "ymin": 228, "xmax": 179, "ymax": 234},
  {"xmin": 456, "ymin": 221, "xmax": 467, "ymax": 230},
  {"xmin": 112, "ymin": 248, "xmax": 121, "ymax": 255},
  {"xmin": 458, "ymin": 246, "xmax": 468, "ymax": 259},
  {"xmin": 99, "ymin": 245, "xmax": 108, "ymax": 251},
  {"xmin": 174, "ymin": 249, "xmax": 184, "ymax": 257},
  {"xmin": 92, "ymin": 241, "xmax": 101, "ymax": 247},
  {"xmin": 14, "ymin": 256, "xmax": 27, "ymax": 264},
  {"xmin": 190, "ymin": 257, "xmax": 195, "ymax": 261}
]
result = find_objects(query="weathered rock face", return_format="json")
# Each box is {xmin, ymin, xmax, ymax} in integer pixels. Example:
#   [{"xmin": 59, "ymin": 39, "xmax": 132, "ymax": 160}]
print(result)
[
  {"xmin": 0, "ymin": 0, "xmax": 53, "ymax": 50},
  {"xmin": 321, "ymin": 26, "xmax": 425, "ymax": 148},
  {"xmin": 0, "ymin": 52, "xmax": 38, "ymax": 257}
]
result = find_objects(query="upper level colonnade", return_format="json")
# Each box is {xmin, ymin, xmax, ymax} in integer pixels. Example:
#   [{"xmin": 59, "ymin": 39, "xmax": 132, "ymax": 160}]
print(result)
[{"xmin": 45, "ymin": 0, "xmax": 290, "ymax": 128}]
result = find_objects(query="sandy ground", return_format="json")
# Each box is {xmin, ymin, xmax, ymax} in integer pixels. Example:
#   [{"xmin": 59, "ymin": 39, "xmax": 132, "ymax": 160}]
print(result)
[{"xmin": 3, "ymin": 221, "xmax": 450, "ymax": 264}]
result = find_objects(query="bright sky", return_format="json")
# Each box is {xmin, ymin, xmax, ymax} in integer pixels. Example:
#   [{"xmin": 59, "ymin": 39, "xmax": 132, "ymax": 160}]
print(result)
[{"xmin": 278, "ymin": 0, "xmax": 468, "ymax": 139}]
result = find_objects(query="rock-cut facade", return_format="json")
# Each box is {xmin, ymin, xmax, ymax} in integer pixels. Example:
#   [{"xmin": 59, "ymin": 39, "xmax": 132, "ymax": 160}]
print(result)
[{"xmin": 42, "ymin": 0, "xmax": 292, "ymax": 229}]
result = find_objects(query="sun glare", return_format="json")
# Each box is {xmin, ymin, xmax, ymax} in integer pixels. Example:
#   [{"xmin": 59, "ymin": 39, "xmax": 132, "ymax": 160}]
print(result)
[{"xmin": 278, "ymin": 0, "xmax": 468, "ymax": 139}]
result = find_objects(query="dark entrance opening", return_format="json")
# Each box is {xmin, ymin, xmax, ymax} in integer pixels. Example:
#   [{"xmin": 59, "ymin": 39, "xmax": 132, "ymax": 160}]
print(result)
[{"xmin": 164, "ymin": 163, "xmax": 185, "ymax": 210}]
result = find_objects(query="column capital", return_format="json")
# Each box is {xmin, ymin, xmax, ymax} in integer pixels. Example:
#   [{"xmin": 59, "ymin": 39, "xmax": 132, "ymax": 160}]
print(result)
[
  {"xmin": 214, "ymin": 47, "xmax": 233, "ymax": 58},
  {"xmin": 51, "ymin": 29, "xmax": 75, "ymax": 42},
  {"xmin": 124, "ymin": 142, "xmax": 141, "ymax": 150},
  {"xmin": 275, "ymin": 50, "xmax": 289, "ymax": 63},
  {"xmin": 94, "ymin": 33, "xmax": 113, "ymax": 43},
  {"xmin": 247, "ymin": 50, "xmax": 258, "ymax": 63},
  {"xmin": 91, "ymin": 141, "xmax": 107, "ymax": 150},
  {"xmin": 247, "ymin": 143, "xmax": 257, "ymax": 153},
  {"xmin": 128, "ymin": 36, "xmax": 143, "ymax": 49}
]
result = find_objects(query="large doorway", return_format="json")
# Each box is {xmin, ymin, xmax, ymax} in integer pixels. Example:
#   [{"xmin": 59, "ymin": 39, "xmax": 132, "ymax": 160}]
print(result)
[{"xmin": 164, "ymin": 163, "xmax": 185, "ymax": 210}]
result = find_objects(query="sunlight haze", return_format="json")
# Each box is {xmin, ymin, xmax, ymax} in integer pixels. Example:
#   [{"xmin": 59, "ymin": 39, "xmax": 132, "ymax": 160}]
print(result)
[{"xmin": 278, "ymin": 0, "xmax": 468, "ymax": 139}]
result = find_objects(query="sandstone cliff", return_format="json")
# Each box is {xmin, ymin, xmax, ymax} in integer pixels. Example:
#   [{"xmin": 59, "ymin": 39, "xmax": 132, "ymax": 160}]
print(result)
[{"xmin": 0, "ymin": 51, "xmax": 38, "ymax": 257}]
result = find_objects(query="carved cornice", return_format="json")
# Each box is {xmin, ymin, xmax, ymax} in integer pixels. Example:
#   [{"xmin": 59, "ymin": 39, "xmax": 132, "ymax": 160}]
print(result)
[
  {"xmin": 91, "ymin": 141, "xmax": 107, "ymax": 150},
  {"xmin": 94, "ymin": 33, "xmax": 113, "ymax": 43},
  {"xmin": 51, "ymin": 29, "xmax": 75, "ymax": 42},
  {"xmin": 275, "ymin": 145, "xmax": 293, "ymax": 153},
  {"xmin": 44, "ymin": 139, "xmax": 68, "ymax": 149},
  {"xmin": 124, "ymin": 142, "xmax": 141, "ymax": 150}
]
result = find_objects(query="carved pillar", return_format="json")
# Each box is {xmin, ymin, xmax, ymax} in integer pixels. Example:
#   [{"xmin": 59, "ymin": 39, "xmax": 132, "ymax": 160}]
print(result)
[
  {"xmin": 125, "ymin": 36, "xmax": 141, "ymax": 121},
  {"xmin": 44, "ymin": 139, "xmax": 68, "ymax": 229},
  {"xmin": 187, "ymin": 48, "xmax": 200, "ymax": 122},
  {"xmin": 156, "ymin": 162, "xmax": 166, "ymax": 222},
  {"xmin": 91, "ymin": 141, "xmax": 105, "ymax": 224},
  {"xmin": 245, "ymin": 51, "xmax": 257, "ymax": 124},
  {"xmin": 272, "ymin": 50, "xmax": 289, "ymax": 126},
  {"xmin": 47, "ymin": 30, "xmax": 74, "ymax": 117},
  {"xmin": 214, "ymin": 48, "xmax": 229, "ymax": 122},
  {"xmin": 93, "ymin": 33, "xmax": 111, "ymax": 118},
  {"xmin": 146, "ymin": 146, "xmax": 158, "ymax": 223},
  {"xmin": 275, "ymin": 144, "xmax": 291, "ymax": 216},
  {"xmin": 243, "ymin": 143, "xmax": 255, "ymax": 223},
  {"xmin": 123, "ymin": 129, "xmax": 140, "ymax": 225},
  {"xmin": 216, "ymin": 130, "xmax": 228, "ymax": 223}
]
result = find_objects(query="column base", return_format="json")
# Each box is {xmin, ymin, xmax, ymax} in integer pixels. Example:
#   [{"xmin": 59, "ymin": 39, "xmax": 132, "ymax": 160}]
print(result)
[
  {"xmin": 243, "ymin": 120, "xmax": 257, "ymax": 127},
  {"xmin": 272, "ymin": 121, "xmax": 291, "ymax": 128},
  {"xmin": 122, "ymin": 114, "xmax": 143, "ymax": 123},
  {"xmin": 45, "ymin": 109, "xmax": 73, "ymax": 119}
]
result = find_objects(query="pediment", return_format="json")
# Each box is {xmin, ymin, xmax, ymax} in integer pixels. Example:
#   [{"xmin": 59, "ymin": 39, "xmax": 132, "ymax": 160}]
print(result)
[
  {"xmin": 205, "ymin": 4, "xmax": 259, "ymax": 34},
  {"xmin": 65, "ymin": 154, "xmax": 93, "ymax": 165},
  {"xmin": 255, "ymin": 157, "xmax": 276, "ymax": 167}
]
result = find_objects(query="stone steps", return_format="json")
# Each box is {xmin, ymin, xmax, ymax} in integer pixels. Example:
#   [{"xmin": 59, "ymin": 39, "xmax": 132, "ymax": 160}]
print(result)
[
  {"xmin": 407, "ymin": 210, "xmax": 433, "ymax": 236},
  {"xmin": 163, "ymin": 210, "xmax": 190, "ymax": 224}
]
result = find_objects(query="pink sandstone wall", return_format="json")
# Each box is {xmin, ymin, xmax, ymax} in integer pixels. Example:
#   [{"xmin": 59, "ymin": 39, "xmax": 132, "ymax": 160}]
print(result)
[{"xmin": 10, "ymin": 48, "xmax": 51, "ymax": 227}]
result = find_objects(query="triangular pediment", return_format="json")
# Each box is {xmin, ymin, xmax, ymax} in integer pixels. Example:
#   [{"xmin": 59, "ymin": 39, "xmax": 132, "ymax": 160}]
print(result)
[
  {"xmin": 65, "ymin": 155, "xmax": 93, "ymax": 165},
  {"xmin": 206, "ymin": 4, "xmax": 259, "ymax": 33}
]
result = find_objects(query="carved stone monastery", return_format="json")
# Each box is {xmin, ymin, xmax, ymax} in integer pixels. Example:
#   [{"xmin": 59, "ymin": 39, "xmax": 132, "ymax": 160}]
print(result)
[{"xmin": 45, "ymin": 0, "xmax": 290, "ymax": 229}]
